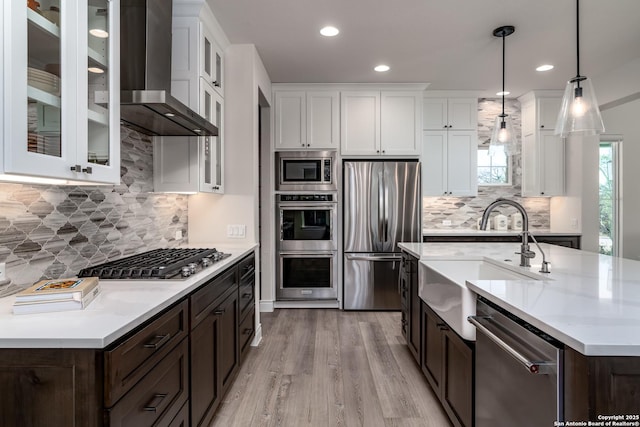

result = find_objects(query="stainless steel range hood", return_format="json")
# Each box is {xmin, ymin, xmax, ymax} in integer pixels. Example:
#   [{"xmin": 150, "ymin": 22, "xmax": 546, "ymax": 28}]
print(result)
[{"xmin": 117, "ymin": 0, "xmax": 218, "ymax": 136}]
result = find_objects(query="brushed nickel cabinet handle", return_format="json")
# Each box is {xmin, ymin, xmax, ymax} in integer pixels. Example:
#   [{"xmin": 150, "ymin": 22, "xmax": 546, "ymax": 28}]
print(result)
[
  {"xmin": 143, "ymin": 333, "xmax": 171, "ymax": 350},
  {"xmin": 143, "ymin": 393, "xmax": 168, "ymax": 412}
]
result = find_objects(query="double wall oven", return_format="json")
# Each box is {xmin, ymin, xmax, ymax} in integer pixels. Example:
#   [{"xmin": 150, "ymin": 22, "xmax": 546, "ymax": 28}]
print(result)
[{"xmin": 276, "ymin": 193, "xmax": 338, "ymax": 300}]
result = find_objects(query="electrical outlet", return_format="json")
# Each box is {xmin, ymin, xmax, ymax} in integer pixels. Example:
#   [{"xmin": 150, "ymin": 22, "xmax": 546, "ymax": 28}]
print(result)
[
  {"xmin": 570, "ymin": 218, "xmax": 579, "ymax": 229},
  {"xmin": 442, "ymin": 219, "xmax": 452, "ymax": 226},
  {"xmin": 175, "ymin": 229, "xmax": 183, "ymax": 240},
  {"xmin": 0, "ymin": 263, "xmax": 6, "ymax": 281}
]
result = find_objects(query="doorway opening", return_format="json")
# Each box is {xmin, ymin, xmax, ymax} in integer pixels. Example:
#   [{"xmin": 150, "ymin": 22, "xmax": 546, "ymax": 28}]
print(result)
[{"xmin": 598, "ymin": 137, "xmax": 622, "ymax": 256}]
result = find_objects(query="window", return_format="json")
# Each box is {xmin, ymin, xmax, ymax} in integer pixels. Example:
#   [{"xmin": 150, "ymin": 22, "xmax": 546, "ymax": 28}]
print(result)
[
  {"xmin": 477, "ymin": 147, "xmax": 510, "ymax": 185},
  {"xmin": 599, "ymin": 138, "xmax": 621, "ymax": 256}
]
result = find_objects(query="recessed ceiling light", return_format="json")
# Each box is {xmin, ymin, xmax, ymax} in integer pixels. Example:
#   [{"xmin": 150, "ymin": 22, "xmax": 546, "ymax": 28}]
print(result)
[
  {"xmin": 320, "ymin": 26, "xmax": 339, "ymax": 37},
  {"xmin": 374, "ymin": 65, "xmax": 390, "ymax": 72},
  {"xmin": 536, "ymin": 64, "xmax": 554, "ymax": 72},
  {"xmin": 496, "ymin": 91, "xmax": 510, "ymax": 96}
]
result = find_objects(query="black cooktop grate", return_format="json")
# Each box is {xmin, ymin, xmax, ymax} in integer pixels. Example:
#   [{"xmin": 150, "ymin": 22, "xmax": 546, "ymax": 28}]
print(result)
[{"xmin": 78, "ymin": 248, "xmax": 228, "ymax": 279}]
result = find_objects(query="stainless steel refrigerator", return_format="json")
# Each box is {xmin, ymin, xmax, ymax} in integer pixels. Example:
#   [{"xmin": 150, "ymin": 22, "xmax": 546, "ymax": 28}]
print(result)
[{"xmin": 343, "ymin": 160, "xmax": 421, "ymax": 310}]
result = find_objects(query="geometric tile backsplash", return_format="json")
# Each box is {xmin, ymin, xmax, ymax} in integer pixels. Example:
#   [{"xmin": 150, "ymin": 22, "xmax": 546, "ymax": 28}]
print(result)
[
  {"xmin": 0, "ymin": 127, "xmax": 188, "ymax": 296},
  {"xmin": 423, "ymin": 98, "xmax": 551, "ymax": 230}
]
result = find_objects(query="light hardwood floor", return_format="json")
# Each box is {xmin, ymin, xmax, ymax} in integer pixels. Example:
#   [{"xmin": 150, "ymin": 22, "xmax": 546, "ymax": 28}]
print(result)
[{"xmin": 211, "ymin": 309, "xmax": 451, "ymax": 427}]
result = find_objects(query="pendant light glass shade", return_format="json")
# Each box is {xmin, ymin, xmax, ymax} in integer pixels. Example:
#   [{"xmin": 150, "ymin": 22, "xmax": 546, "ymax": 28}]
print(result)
[
  {"xmin": 489, "ymin": 114, "xmax": 518, "ymax": 156},
  {"xmin": 555, "ymin": 0, "xmax": 604, "ymax": 137},
  {"xmin": 555, "ymin": 76, "xmax": 604, "ymax": 137}
]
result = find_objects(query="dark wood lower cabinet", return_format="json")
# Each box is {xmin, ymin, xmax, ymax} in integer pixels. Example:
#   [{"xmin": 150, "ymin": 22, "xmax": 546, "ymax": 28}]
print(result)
[
  {"xmin": 0, "ymin": 348, "xmax": 103, "ymax": 427},
  {"xmin": 565, "ymin": 346, "xmax": 640, "ymax": 420},
  {"xmin": 421, "ymin": 302, "xmax": 443, "ymax": 393},
  {"xmin": 190, "ymin": 272, "xmax": 240, "ymax": 427},
  {"xmin": 442, "ymin": 328, "xmax": 473, "ymax": 427},
  {"xmin": 420, "ymin": 302, "xmax": 473, "ymax": 427},
  {"xmin": 105, "ymin": 339, "xmax": 189, "ymax": 427},
  {"xmin": 0, "ymin": 251, "xmax": 257, "ymax": 427},
  {"xmin": 401, "ymin": 251, "xmax": 420, "ymax": 363},
  {"xmin": 167, "ymin": 402, "xmax": 190, "ymax": 427}
]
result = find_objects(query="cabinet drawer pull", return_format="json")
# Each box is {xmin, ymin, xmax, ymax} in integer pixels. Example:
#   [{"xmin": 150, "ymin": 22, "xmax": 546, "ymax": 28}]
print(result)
[
  {"xmin": 143, "ymin": 393, "xmax": 168, "ymax": 412},
  {"xmin": 82, "ymin": 166, "xmax": 93, "ymax": 174},
  {"xmin": 70, "ymin": 164, "xmax": 82, "ymax": 172},
  {"xmin": 214, "ymin": 309, "xmax": 225, "ymax": 315},
  {"xmin": 143, "ymin": 333, "xmax": 171, "ymax": 350},
  {"xmin": 243, "ymin": 328, "xmax": 253, "ymax": 335},
  {"xmin": 242, "ymin": 292, "xmax": 252, "ymax": 298}
]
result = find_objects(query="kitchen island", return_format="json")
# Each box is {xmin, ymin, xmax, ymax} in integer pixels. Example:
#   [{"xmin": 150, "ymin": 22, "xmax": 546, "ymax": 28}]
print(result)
[
  {"xmin": 0, "ymin": 244, "xmax": 258, "ymax": 427},
  {"xmin": 399, "ymin": 241, "xmax": 640, "ymax": 424}
]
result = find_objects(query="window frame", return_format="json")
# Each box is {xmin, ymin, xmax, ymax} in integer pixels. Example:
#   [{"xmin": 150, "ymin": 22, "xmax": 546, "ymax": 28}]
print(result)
[{"xmin": 477, "ymin": 146, "xmax": 512, "ymax": 186}]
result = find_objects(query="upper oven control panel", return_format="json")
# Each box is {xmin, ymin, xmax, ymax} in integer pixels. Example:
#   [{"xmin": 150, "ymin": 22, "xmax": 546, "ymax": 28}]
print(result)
[{"xmin": 279, "ymin": 194, "xmax": 334, "ymax": 202}]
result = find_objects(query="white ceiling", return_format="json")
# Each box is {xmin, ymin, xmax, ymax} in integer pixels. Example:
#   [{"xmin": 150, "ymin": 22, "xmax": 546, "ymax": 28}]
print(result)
[{"xmin": 206, "ymin": 0, "xmax": 640, "ymax": 98}]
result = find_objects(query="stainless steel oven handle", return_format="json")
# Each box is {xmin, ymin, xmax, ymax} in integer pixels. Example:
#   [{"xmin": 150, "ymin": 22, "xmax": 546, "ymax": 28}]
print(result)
[
  {"xmin": 276, "ymin": 203, "xmax": 337, "ymax": 209},
  {"xmin": 345, "ymin": 254, "xmax": 403, "ymax": 262},
  {"xmin": 468, "ymin": 315, "xmax": 555, "ymax": 375}
]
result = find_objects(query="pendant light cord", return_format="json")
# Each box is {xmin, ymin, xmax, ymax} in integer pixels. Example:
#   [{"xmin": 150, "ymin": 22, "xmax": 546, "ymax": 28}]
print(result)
[
  {"xmin": 576, "ymin": 0, "xmax": 580, "ymax": 78},
  {"xmin": 501, "ymin": 33, "xmax": 505, "ymax": 118}
]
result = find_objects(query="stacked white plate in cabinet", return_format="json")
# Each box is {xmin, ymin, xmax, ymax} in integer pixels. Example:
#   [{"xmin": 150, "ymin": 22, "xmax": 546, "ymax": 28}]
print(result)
[{"xmin": 28, "ymin": 67, "xmax": 60, "ymax": 96}]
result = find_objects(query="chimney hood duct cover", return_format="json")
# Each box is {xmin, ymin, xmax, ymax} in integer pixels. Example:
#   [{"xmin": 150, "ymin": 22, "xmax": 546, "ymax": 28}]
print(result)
[{"xmin": 116, "ymin": 0, "xmax": 218, "ymax": 137}]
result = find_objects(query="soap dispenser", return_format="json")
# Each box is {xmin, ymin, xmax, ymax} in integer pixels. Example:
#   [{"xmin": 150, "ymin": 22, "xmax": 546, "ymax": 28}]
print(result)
[{"xmin": 494, "ymin": 214, "xmax": 508, "ymax": 231}]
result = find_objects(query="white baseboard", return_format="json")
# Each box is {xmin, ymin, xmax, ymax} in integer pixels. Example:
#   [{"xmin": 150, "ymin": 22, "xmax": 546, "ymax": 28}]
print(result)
[
  {"xmin": 259, "ymin": 300, "xmax": 274, "ymax": 312},
  {"xmin": 250, "ymin": 323, "xmax": 262, "ymax": 347}
]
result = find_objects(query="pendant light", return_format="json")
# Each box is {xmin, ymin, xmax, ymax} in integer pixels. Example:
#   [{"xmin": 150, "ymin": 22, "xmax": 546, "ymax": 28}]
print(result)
[
  {"xmin": 555, "ymin": 0, "xmax": 604, "ymax": 137},
  {"xmin": 489, "ymin": 25, "xmax": 517, "ymax": 156}
]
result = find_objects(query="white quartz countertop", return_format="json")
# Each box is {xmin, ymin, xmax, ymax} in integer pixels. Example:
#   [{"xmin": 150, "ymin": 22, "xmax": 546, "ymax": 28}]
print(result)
[
  {"xmin": 399, "ymin": 242, "xmax": 640, "ymax": 356},
  {"xmin": 422, "ymin": 228, "xmax": 581, "ymax": 237},
  {"xmin": 0, "ymin": 244, "xmax": 257, "ymax": 349}
]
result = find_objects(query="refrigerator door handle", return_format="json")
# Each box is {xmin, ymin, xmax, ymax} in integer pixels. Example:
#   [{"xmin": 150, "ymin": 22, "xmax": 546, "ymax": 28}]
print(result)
[
  {"xmin": 345, "ymin": 253, "xmax": 403, "ymax": 262},
  {"xmin": 384, "ymin": 177, "xmax": 389, "ymax": 242},
  {"xmin": 377, "ymin": 171, "xmax": 384, "ymax": 242}
]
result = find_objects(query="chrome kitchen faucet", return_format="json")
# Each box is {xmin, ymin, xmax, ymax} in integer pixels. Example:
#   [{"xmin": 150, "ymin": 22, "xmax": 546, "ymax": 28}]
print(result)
[{"xmin": 480, "ymin": 198, "xmax": 550, "ymax": 273}]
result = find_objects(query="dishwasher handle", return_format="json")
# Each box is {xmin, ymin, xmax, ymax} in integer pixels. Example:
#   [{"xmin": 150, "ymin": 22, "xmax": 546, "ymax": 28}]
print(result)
[{"xmin": 468, "ymin": 315, "xmax": 555, "ymax": 375}]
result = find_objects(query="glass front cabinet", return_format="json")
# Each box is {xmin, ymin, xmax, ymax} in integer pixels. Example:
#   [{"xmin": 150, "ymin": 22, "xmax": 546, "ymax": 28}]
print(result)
[{"xmin": 2, "ymin": 0, "xmax": 120, "ymax": 184}]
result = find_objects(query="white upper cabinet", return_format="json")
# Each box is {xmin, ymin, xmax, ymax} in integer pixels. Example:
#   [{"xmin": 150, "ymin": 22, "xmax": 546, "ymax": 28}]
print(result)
[
  {"xmin": 340, "ymin": 91, "xmax": 380, "ymax": 155},
  {"xmin": 518, "ymin": 91, "xmax": 565, "ymax": 197},
  {"xmin": 2, "ymin": 0, "xmax": 121, "ymax": 184},
  {"xmin": 422, "ymin": 130, "xmax": 477, "ymax": 196},
  {"xmin": 423, "ymin": 98, "xmax": 477, "ymax": 130},
  {"xmin": 422, "ymin": 96, "xmax": 478, "ymax": 196},
  {"xmin": 200, "ymin": 23, "xmax": 223, "ymax": 97},
  {"xmin": 307, "ymin": 91, "xmax": 339, "ymax": 150},
  {"xmin": 155, "ymin": 5, "xmax": 225, "ymax": 194},
  {"xmin": 273, "ymin": 89, "xmax": 339, "ymax": 150},
  {"xmin": 199, "ymin": 81, "xmax": 224, "ymax": 192},
  {"xmin": 341, "ymin": 90, "xmax": 422, "ymax": 156}
]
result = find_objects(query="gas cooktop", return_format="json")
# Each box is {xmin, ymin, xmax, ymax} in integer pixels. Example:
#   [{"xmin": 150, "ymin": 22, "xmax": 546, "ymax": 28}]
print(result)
[{"xmin": 78, "ymin": 248, "xmax": 231, "ymax": 280}]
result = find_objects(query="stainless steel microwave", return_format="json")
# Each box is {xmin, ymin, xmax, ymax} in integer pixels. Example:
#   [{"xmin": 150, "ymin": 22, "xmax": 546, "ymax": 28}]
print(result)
[{"xmin": 276, "ymin": 151, "xmax": 336, "ymax": 191}]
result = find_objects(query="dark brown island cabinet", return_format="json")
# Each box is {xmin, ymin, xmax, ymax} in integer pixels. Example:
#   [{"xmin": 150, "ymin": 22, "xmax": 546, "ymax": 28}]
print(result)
[
  {"xmin": 401, "ymin": 249, "xmax": 640, "ymax": 427},
  {"xmin": 402, "ymin": 249, "xmax": 474, "ymax": 427},
  {"xmin": 0, "ymin": 251, "xmax": 256, "ymax": 427}
]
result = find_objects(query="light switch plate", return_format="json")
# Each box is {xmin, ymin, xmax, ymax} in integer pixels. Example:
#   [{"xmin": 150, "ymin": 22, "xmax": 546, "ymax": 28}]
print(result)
[
  {"xmin": 442, "ymin": 220, "xmax": 452, "ymax": 226},
  {"xmin": 227, "ymin": 224, "xmax": 246, "ymax": 238}
]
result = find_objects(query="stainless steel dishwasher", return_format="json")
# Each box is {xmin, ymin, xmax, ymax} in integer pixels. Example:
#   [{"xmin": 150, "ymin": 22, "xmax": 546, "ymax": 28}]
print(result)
[{"xmin": 468, "ymin": 298, "xmax": 564, "ymax": 427}]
